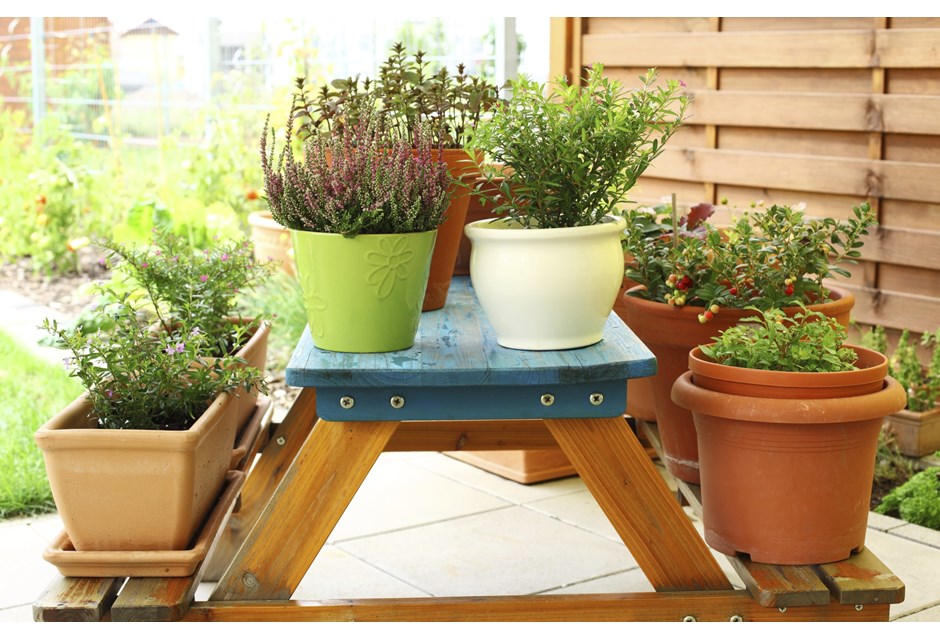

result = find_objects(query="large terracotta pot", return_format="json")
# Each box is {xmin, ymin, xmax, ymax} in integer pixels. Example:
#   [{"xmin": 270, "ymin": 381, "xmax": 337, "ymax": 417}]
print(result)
[
  {"xmin": 454, "ymin": 172, "xmax": 505, "ymax": 277},
  {"xmin": 620, "ymin": 285, "xmax": 855, "ymax": 483},
  {"xmin": 612, "ymin": 268, "xmax": 656, "ymax": 423},
  {"xmin": 422, "ymin": 149, "xmax": 482, "ymax": 311},
  {"xmin": 671, "ymin": 347, "xmax": 906, "ymax": 565},
  {"xmin": 34, "ymin": 391, "xmax": 238, "ymax": 552}
]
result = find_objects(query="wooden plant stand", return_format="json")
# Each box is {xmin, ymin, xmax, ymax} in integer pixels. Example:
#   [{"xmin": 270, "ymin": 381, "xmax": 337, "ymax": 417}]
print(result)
[{"xmin": 33, "ymin": 278, "xmax": 904, "ymax": 622}]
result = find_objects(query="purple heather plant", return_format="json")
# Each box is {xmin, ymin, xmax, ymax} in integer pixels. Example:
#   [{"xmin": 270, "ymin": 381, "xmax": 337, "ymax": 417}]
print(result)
[{"xmin": 260, "ymin": 99, "xmax": 451, "ymax": 238}]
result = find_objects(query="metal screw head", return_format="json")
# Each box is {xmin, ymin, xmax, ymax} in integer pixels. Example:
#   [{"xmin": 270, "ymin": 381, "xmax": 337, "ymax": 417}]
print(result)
[
  {"xmin": 276, "ymin": 436, "xmax": 286, "ymax": 446},
  {"xmin": 729, "ymin": 615, "xmax": 743, "ymax": 622},
  {"xmin": 390, "ymin": 395, "xmax": 405, "ymax": 409},
  {"xmin": 540, "ymin": 393, "xmax": 555, "ymax": 407},
  {"xmin": 682, "ymin": 615, "xmax": 696, "ymax": 622},
  {"xmin": 340, "ymin": 396, "xmax": 355, "ymax": 409},
  {"xmin": 855, "ymin": 604, "xmax": 864, "ymax": 611},
  {"xmin": 589, "ymin": 392, "xmax": 604, "ymax": 406}
]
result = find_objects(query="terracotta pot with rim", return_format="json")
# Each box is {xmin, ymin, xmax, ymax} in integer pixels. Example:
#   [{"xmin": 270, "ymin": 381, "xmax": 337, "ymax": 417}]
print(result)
[
  {"xmin": 620, "ymin": 285, "xmax": 855, "ymax": 484},
  {"xmin": 671, "ymin": 346, "xmax": 906, "ymax": 565},
  {"xmin": 34, "ymin": 391, "xmax": 238, "ymax": 552},
  {"xmin": 247, "ymin": 210, "xmax": 294, "ymax": 276},
  {"xmin": 422, "ymin": 149, "xmax": 482, "ymax": 311}
]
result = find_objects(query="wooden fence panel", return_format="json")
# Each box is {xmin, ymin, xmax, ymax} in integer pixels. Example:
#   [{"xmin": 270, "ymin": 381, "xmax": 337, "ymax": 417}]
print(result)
[{"xmin": 555, "ymin": 16, "xmax": 940, "ymax": 338}]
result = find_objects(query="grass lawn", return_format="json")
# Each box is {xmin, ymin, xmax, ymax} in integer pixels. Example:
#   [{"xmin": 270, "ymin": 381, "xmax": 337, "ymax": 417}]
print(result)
[{"xmin": 0, "ymin": 328, "xmax": 82, "ymax": 519}]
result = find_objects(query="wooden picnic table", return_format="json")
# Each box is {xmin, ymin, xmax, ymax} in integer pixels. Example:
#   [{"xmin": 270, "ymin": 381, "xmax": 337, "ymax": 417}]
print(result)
[{"xmin": 34, "ymin": 277, "xmax": 904, "ymax": 622}]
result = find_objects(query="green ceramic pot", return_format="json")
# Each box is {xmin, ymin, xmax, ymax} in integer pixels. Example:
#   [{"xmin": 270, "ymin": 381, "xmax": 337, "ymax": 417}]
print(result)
[{"xmin": 290, "ymin": 229, "xmax": 437, "ymax": 353}]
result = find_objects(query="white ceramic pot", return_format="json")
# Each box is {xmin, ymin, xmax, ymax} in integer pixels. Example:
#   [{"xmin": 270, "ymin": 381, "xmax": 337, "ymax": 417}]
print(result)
[{"xmin": 464, "ymin": 215, "xmax": 627, "ymax": 350}]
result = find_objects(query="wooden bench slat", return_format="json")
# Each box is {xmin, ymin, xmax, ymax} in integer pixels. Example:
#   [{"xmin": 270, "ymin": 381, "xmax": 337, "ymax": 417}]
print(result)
[
  {"xmin": 814, "ymin": 547, "xmax": 907, "ymax": 605},
  {"xmin": 727, "ymin": 556, "xmax": 831, "ymax": 607},
  {"xmin": 33, "ymin": 576, "xmax": 124, "ymax": 622}
]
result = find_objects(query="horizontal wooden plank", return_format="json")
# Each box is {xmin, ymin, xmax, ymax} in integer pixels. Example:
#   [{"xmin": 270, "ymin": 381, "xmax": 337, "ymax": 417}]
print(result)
[
  {"xmin": 861, "ymin": 226, "xmax": 940, "ymax": 270},
  {"xmin": 387, "ymin": 420, "xmax": 560, "ymax": 451},
  {"xmin": 814, "ymin": 547, "xmax": 906, "ymax": 605},
  {"xmin": 183, "ymin": 591, "xmax": 891, "ymax": 622},
  {"xmin": 586, "ymin": 29, "xmax": 940, "ymax": 70},
  {"xmin": 834, "ymin": 283, "xmax": 940, "ymax": 334},
  {"xmin": 685, "ymin": 91, "xmax": 940, "ymax": 135},
  {"xmin": 878, "ymin": 264, "xmax": 940, "ymax": 299},
  {"xmin": 726, "ymin": 557, "xmax": 831, "ymax": 608},
  {"xmin": 32, "ymin": 576, "xmax": 123, "ymax": 622},
  {"xmin": 720, "ymin": 18, "xmax": 877, "ymax": 31},
  {"xmin": 645, "ymin": 148, "xmax": 940, "ymax": 203},
  {"xmin": 586, "ymin": 17, "xmax": 715, "ymax": 34}
]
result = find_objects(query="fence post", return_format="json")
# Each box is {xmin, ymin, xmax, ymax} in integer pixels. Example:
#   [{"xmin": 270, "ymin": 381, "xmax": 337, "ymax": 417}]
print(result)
[
  {"xmin": 494, "ymin": 17, "xmax": 518, "ymax": 99},
  {"xmin": 30, "ymin": 16, "xmax": 46, "ymax": 127}
]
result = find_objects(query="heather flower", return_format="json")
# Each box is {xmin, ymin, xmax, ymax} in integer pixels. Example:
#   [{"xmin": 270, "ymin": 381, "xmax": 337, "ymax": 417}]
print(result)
[
  {"xmin": 200, "ymin": 274, "xmax": 208, "ymax": 282},
  {"xmin": 261, "ymin": 102, "xmax": 450, "ymax": 237}
]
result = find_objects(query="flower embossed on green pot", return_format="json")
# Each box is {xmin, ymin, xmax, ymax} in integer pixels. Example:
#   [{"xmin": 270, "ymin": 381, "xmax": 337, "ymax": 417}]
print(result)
[{"xmin": 291, "ymin": 229, "xmax": 436, "ymax": 353}]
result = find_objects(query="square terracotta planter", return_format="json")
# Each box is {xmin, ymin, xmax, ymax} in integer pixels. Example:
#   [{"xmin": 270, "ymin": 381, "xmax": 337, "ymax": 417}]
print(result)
[
  {"xmin": 883, "ymin": 405, "xmax": 940, "ymax": 458},
  {"xmin": 34, "ymin": 391, "xmax": 238, "ymax": 552}
]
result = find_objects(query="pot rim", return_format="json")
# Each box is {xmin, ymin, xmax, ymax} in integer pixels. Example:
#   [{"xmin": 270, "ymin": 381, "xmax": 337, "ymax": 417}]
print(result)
[
  {"xmin": 623, "ymin": 283, "xmax": 854, "ymax": 316},
  {"xmin": 688, "ymin": 344, "xmax": 889, "ymax": 388},
  {"xmin": 465, "ymin": 214, "xmax": 626, "ymax": 240},
  {"xmin": 671, "ymin": 371, "xmax": 907, "ymax": 423},
  {"xmin": 289, "ymin": 227, "xmax": 439, "ymax": 240}
]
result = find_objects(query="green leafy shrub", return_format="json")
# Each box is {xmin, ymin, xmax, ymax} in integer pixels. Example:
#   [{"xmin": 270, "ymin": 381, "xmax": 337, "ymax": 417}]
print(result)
[
  {"xmin": 859, "ymin": 325, "xmax": 940, "ymax": 412},
  {"xmin": 623, "ymin": 201, "xmax": 877, "ymax": 312},
  {"xmin": 876, "ymin": 468, "xmax": 940, "ymax": 530},
  {"xmin": 700, "ymin": 307, "xmax": 858, "ymax": 373},
  {"xmin": 467, "ymin": 65, "xmax": 689, "ymax": 229}
]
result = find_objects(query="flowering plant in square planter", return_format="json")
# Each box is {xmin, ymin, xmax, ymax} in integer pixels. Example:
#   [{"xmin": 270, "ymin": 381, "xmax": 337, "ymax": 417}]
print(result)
[
  {"xmin": 36, "ymin": 294, "xmax": 267, "ymax": 552},
  {"xmin": 101, "ymin": 228, "xmax": 275, "ymax": 427},
  {"xmin": 462, "ymin": 64, "xmax": 689, "ymax": 350},
  {"xmin": 619, "ymin": 200, "xmax": 877, "ymax": 483},
  {"xmin": 261, "ymin": 99, "xmax": 451, "ymax": 352}
]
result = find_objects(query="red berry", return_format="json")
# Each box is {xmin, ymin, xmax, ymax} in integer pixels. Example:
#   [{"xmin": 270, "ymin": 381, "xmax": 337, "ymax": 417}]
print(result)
[
  {"xmin": 729, "ymin": 287, "xmax": 738, "ymax": 295},
  {"xmin": 785, "ymin": 284, "xmax": 794, "ymax": 296},
  {"xmin": 676, "ymin": 282, "xmax": 687, "ymax": 291},
  {"xmin": 680, "ymin": 275, "xmax": 693, "ymax": 286},
  {"xmin": 704, "ymin": 310, "xmax": 714, "ymax": 320}
]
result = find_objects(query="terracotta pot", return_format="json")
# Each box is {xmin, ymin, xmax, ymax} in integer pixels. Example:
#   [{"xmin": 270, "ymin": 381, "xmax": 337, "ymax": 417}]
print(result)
[
  {"xmin": 613, "ymin": 268, "xmax": 656, "ymax": 423},
  {"xmin": 883, "ymin": 404, "xmax": 940, "ymax": 458},
  {"xmin": 619, "ymin": 285, "xmax": 855, "ymax": 483},
  {"xmin": 34, "ymin": 391, "xmax": 238, "ymax": 552},
  {"xmin": 248, "ymin": 211, "xmax": 294, "ymax": 276},
  {"xmin": 453, "ymin": 172, "xmax": 506, "ymax": 277},
  {"xmin": 688, "ymin": 345, "xmax": 888, "ymax": 399},
  {"xmin": 671, "ymin": 349, "xmax": 906, "ymax": 565},
  {"xmin": 422, "ymin": 149, "xmax": 482, "ymax": 311}
]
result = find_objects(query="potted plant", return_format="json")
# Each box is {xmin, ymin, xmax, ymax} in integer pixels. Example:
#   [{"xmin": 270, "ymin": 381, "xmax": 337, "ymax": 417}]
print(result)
[
  {"xmin": 861, "ymin": 324, "xmax": 940, "ymax": 457},
  {"xmin": 36, "ymin": 295, "xmax": 266, "ymax": 552},
  {"xmin": 292, "ymin": 43, "xmax": 499, "ymax": 311},
  {"xmin": 261, "ymin": 97, "xmax": 451, "ymax": 353},
  {"xmin": 671, "ymin": 307, "xmax": 906, "ymax": 565},
  {"xmin": 464, "ymin": 64, "xmax": 689, "ymax": 350},
  {"xmin": 620, "ymin": 200, "xmax": 877, "ymax": 482},
  {"xmin": 101, "ymin": 228, "xmax": 275, "ymax": 429}
]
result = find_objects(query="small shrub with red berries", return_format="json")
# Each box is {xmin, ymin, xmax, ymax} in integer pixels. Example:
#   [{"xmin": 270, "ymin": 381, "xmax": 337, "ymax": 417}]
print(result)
[{"xmin": 622, "ymin": 200, "xmax": 877, "ymax": 321}]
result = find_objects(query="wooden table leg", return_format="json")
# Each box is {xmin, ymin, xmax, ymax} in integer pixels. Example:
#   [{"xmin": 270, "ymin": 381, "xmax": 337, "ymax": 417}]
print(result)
[
  {"xmin": 546, "ymin": 416, "xmax": 733, "ymax": 592},
  {"xmin": 202, "ymin": 387, "xmax": 319, "ymax": 580},
  {"xmin": 209, "ymin": 419, "xmax": 400, "ymax": 601}
]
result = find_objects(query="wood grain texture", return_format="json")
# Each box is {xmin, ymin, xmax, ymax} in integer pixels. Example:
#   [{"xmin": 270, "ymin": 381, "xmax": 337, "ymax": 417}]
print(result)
[
  {"xmin": 583, "ymin": 29, "xmax": 940, "ymax": 69},
  {"xmin": 685, "ymin": 91, "xmax": 940, "ymax": 135},
  {"xmin": 727, "ymin": 556, "xmax": 831, "ymax": 608},
  {"xmin": 545, "ymin": 417, "xmax": 732, "ymax": 592},
  {"xmin": 286, "ymin": 277, "xmax": 656, "ymax": 389},
  {"xmin": 183, "ymin": 591, "xmax": 891, "ymax": 622},
  {"xmin": 32, "ymin": 576, "xmax": 123, "ymax": 622},
  {"xmin": 201, "ymin": 387, "xmax": 318, "ymax": 581},
  {"xmin": 814, "ymin": 547, "xmax": 906, "ymax": 605},
  {"xmin": 386, "ymin": 419, "xmax": 559, "ymax": 451},
  {"xmin": 209, "ymin": 419, "xmax": 399, "ymax": 601},
  {"xmin": 645, "ymin": 147, "xmax": 940, "ymax": 203},
  {"xmin": 836, "ymin": 283, "xmax": 940, "ymax": 333}
]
